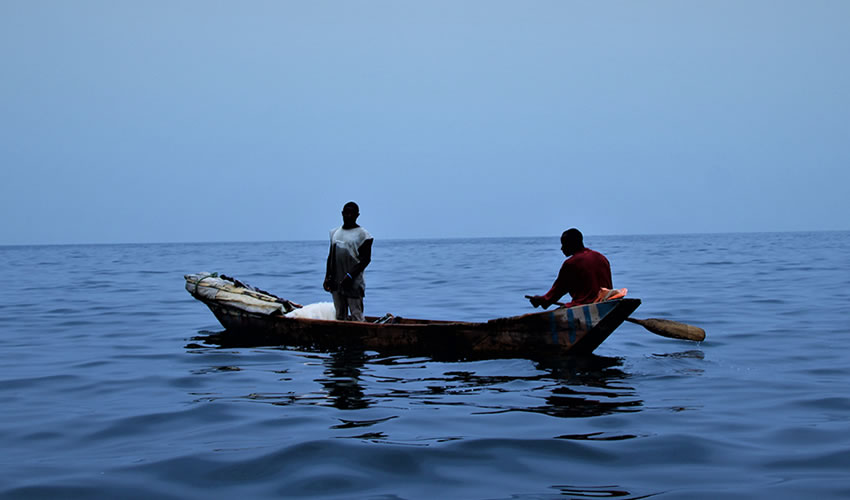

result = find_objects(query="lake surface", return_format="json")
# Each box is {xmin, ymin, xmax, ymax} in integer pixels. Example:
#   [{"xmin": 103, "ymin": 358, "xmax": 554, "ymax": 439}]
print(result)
[{"xmin": 1, "ymin": 231, "xmax": 849, "ymax": 499}]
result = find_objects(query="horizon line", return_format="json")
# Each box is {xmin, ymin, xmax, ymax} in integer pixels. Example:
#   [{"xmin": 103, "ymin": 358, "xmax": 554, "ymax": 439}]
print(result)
[{"xmin": 1, "ymin": 228, "xmax": 847, "ymax": 248}]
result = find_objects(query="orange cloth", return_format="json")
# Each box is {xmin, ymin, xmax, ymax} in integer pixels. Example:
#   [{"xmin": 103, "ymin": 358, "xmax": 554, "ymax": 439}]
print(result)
[{"xmin": 593, "ymin": 287, "xmax": 628, "ymax": 302}]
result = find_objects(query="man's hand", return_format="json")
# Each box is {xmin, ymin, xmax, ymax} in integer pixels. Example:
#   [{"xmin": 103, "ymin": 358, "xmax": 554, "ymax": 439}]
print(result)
[
  {"xmin": 339, "ymin": 272, "xmax": 353, "ymax": 289},
  {"xmin": 323, "ymin": 276, "xmax": 333, "ymax": 292},
  {"xmin": 528, "ymin": 295, "xmax": 547, "ymax": 309}
]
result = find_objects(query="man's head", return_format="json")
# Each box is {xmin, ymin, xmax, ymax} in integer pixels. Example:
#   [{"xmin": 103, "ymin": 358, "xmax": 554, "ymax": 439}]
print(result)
[
  {"xmin": 560, "ymin": 228, "xmax": 584, "ymax": 257},
  {"xmin": 341, "ymin": 201, "xmax": 360, "ymax": 227}
]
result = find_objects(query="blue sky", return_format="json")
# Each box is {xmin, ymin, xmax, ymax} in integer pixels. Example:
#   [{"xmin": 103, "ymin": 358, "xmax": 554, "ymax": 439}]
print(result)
[{"xmin": 1, "ymin": 1, "xmax": 848, "ymax": 245}]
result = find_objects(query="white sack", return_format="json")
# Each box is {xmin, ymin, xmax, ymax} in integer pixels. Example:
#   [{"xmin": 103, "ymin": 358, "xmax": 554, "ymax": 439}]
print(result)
[{"xmin": 285, "ymin": 302, "xmax": 336, "ymax": 320}]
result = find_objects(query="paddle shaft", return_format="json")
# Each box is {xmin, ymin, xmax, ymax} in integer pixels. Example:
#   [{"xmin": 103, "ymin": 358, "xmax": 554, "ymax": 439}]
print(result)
[
  {"xmin": 525, "ymin": 296, "xmax": 705, "ymax": 342},
  {"xmin": 624, "ymin": 317, "xmax": 705, "ymax": 342}
]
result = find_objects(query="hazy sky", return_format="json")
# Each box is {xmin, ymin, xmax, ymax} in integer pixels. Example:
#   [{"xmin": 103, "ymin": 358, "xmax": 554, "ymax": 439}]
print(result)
[{"xmin": 1, "ymin": 1, "xmax": 848, "ymax": 245}]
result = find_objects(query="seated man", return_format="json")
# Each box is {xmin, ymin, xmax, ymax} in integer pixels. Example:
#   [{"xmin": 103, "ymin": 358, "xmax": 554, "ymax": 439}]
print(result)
[{"xmin": 528, "ymin": 228, "xmax": 612, "ymax": 309}]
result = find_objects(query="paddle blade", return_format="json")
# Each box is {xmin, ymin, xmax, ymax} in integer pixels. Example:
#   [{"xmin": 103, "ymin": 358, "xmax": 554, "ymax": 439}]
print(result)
[{"xmin": 627, "ymin": 317, "xmax": 706, "ymax": 342}]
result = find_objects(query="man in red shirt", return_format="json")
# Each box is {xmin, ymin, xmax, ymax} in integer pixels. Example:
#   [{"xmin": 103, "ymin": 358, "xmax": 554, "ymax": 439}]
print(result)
[{"xmin": 528, "ymin": 228, "xmax": 612, "ymax": 309}]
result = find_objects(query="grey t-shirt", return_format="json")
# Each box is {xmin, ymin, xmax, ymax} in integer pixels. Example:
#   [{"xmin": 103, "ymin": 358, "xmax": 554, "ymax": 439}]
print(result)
[{"xmin": 329, "ymin": 226, "xmax": 372, "ymax": 297}]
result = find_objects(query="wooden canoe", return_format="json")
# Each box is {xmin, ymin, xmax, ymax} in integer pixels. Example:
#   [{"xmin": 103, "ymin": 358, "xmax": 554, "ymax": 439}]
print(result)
[{"xmin": 188, "ymin": 286, "xmax": 641, "ymax": 359}]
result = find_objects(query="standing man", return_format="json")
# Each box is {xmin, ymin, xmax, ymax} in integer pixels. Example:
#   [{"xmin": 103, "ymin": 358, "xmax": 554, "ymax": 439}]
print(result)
[
  {"xmin": 324, "ymin": 201, "xmax": 373, "ymax": 321},
  {"xmin": 528, "ymin": 228, "xmax": 612, "ymax": 309}
]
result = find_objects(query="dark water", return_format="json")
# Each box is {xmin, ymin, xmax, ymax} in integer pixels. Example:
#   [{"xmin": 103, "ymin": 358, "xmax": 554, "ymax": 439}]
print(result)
[{"xmin": 1, "ymin": 232, "xmax": 849, "ymax": 499}]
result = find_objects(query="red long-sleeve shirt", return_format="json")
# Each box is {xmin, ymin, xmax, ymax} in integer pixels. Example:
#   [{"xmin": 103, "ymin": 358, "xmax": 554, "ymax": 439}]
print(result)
[{"xmin": 542, "ymin": 248, "xmax": 612, "ymax": 307}]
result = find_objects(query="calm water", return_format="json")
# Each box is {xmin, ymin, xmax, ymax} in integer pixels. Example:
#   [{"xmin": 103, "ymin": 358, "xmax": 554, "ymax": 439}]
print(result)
[{"xmin": 1, "ymin": 232, "xmax": 849, "ymax": 499}]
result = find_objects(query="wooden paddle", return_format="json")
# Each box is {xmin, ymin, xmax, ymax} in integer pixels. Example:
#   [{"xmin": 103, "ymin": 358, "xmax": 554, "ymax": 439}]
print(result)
[
  {"xmin": 524, "ymin": 296, "xmax": 705, "ymax": 342},
  {"xmin": 624, "ymin": 317, "xmax": 705, "ymax": 342}
]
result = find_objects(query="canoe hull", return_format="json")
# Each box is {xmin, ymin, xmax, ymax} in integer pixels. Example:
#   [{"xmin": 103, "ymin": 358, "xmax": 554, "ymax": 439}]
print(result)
[{"xmin": 194, "ymin": 294, "xmax": 641, "ymax": 359}]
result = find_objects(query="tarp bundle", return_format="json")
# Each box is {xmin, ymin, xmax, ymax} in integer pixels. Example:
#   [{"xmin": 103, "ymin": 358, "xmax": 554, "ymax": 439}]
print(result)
[{"xmin": 184, "ymin": 272, "xmax": 299, "ymax": 315}]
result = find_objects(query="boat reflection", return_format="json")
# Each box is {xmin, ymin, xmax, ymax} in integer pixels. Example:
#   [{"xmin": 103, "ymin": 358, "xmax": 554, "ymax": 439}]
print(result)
[
  {"xmin": 471, "ymin": 355, "xmax": 642, "ymax": 419},
  {"xmin": 190, "ymin": 331, "xmax": 643, "ymax": 418},
  {"xmin": 316, "ymin": 349, "xmax": 371, "ymax": 410}
]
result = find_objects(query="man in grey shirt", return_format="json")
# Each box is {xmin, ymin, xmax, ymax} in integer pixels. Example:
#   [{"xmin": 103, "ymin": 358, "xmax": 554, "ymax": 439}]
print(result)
[{"xmin": 323, "ymin": 201, "xmax": 373, "ymax": 321}]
